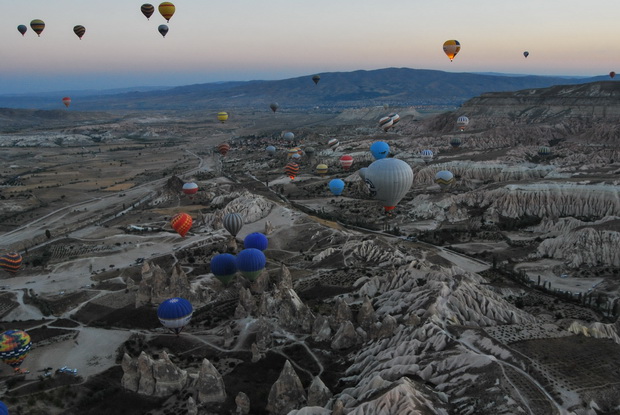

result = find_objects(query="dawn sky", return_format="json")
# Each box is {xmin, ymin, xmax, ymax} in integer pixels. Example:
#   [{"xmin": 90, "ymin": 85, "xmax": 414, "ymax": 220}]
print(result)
[{"xmin": 1, "ymin": 0, "xmax": 618, "ymax": 94}]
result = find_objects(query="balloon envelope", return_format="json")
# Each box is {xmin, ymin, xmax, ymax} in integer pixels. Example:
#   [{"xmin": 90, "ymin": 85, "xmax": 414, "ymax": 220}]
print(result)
[
  {"xmin": 364, "ymin": 158, "xmax": 413, "ymax": 212},
  {"xmin": 141, "ymin": 3, "xmax": 155, "ymax": 19},
  {"xmin": 0, "ymin": 330, "xmax": 31, "ymax": 367},
  {"xmin": 538, "ymin": 146, "xmax": 551, "ymax": 156},
  {"xmin": 73, "ymin": 25, "xmax": 86, "ymax": 39},
  {"xmin": 0, "ymin": 401, "xmax": 7, "ymax": 415},
  {"xmin": 182, "ymin": 182, "xmax": 198, "ymax": 195},
  {"xmin": 420, "ymin": 149, "xmax": 433, "ymax": 163},
  {"xmin": 171, "ymin": 212, "xmax": 192, "ymax": 237},
  {"xmin": 435, "ymin": 170, "xmax": 455, "ymax": 189},
  {"xmin": 223, "ymin": 213, "xmax": 243, "ymax": 237},
  {"xmin": 0, "ymin": 252, "xmax": 22, "ymax": 274},
  {"xmin": 236, "ymin": 248, "xmax": 266, "ymax": 281},
  {"xmin": 217, "ymin": 112, "xmax": 229, "ymax": 123},
  {"xmin": 327, "ymin": 138, "xmax": 339, "ymax": 149},
  {"xmin": 329, "ymin": 179, "xmax": 345, "ymax": 196},
  {"xmin": 284, "ymin": 162, "xmax": 300, "ymax": 180},
  {"xmin": 339, "ymin": 155, "xmax": 353, "ymax": 170},
  {"xmin": 158, "ymin": 2, "xmax": 175, "ymax": 21},
  {"xmin": 210, "ymin": 253, "xmax": 238, "ymax": 284},
  {"xmin": 283, "ymin": 132, "xmax": 295, "ymax": 142},
  {"xmin": 157, "ymin": 298, "xmax": 192, "ymax": 334},
  {"xmin": 523, "ymin": 51, "xmax": 529, "ymax": 58},
  {"xmin": 370, "ymin": 141, "xmax": 390, "ymax": 159},
  {"xmin": 610, "ymin": 71, "xmax": 616, "ymax": 79},
  {"xmin": 316, "ymin": 164, "xmax": 328, "ymax": 175},
  {"xmin": 266, "ymin": 145, "xmax": 276, "ymax": 156},
  {"xmin": 17, "ymin": 24, "xmax": 27, "ymax": 36},
  {"xmin": 456, "ymin": 116, "xmax": 469, "ymax": 130},
  {"xmin": 217, "ymin": 143, "xmax": 230, "ymax": 156},
  {"xmin": 62, "ymin": 97, "xmax": 71, "ymax": 108},
  {"xmin": 30, "ymin": 19, "xmax": 45, "ymax": 37},
  {"xmin": 443, "ymin": 39, "xmax": 460, "ymax": 61},
  {"xmin": 158, "ymin": 24, "xmax": 169, "ymax": 37},
  {"xmin": 450, "ymin": 137, "xmax": 462, "ymax": 148},
  {"xmin": 312, "ymin": 75, "xmax": 321, "ymax": 84},
  {"xmin": 244, "ymin": 232, "xmax": 269, "ymax": 251},
  {"xmin": 270, "ymin": 102, "xmax": 279, "ymax": 113}
]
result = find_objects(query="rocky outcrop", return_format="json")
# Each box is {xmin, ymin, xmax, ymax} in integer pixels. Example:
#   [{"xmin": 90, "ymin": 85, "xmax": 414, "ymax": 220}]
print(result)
[
  {"xmin": 568, "ymin": 321, "xmax": 620, "ymax": 344},
  {"xmin": 121, "ymin": 351, "xmax": 188, "ymax": 397},
  {"xmin": 136, "ymin": 262, "xmax": 195, "ymax": 307},
  {"xmin": 235, "ymin": 391, "xmax": 251, "ymax": 414},
  {"xmin": 331, "ymin": 321, "xmax": 359, "ymax": 350},
  {"xmin": 266, "ymin": 360, "xmax": 307, "ymax": 415},
  {"xmin": 307, "ymin": 376, "xmax": 332, "ymax": 407},
  {"xmin": 537, "ymin": 227, "xmax": 620, "ymax": 267},
  {"xmin": 196, "ymin": 358, "xmax": 226, "ymax": 404}
]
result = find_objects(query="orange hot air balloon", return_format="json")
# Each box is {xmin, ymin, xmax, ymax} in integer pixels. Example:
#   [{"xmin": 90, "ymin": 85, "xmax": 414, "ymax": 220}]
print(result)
[
  {"xmin": 217, "ymin": 143, "xmax": 230, "ymax": 156},
  {"xmin": 159, "ymin": 2, "xmax": 175, "ymax": 22},
  {"xmin": 171, "ymin": 213, "xmax": 192, "ymax": 237},
  {"xmin": 443, "ymin": 40, "xmax": 461, "ymax": 61},
  {"xmin": 284, "ymin": 162, "xmax": 299, "ymax": 180},
  {"xmin": 62, "ymin": 97, "xmax": 71, "ymax": 108}
]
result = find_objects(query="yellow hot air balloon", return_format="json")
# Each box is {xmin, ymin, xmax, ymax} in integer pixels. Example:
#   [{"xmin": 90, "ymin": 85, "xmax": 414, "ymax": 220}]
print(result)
[
  {"xmin": 159, "ymin": 2, "xmax": 175, "ymax": 22},
  {"xmin": 30, "ymin": 19, "xmax": 45, "ymax": 37},
  {"xmin": 443, "ymin": 40, "xmax": 461, "ymax": 62},
  {"xmin": 217, "ymin": 112, "xmax": 229, "ymax": 123}
]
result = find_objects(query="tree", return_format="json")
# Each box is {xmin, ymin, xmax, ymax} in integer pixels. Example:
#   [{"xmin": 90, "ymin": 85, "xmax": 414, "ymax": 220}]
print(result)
[{"xmin": 45, "ymin": 229, "xmax": 51, "ymax": 239}]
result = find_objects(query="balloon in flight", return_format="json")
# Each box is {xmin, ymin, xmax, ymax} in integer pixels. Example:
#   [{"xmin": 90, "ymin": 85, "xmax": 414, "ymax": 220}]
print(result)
[
  {"xmin": 389, "ymin": 113, "xmax": 400, "ymax": 125},
  {"xmin": 157, "ymin": 298, "xmax": 192, "ymax": 334},
  {"xmin": 158, "ymin": 2, "xmax": 176, "ymax": 22},
  {"xmin": 270, "ymin": 102, "xmax": 279, "ymax": 113},
  {"xmin": 538, "ymin": 146, "xmax": 551, "ymax": 156},
  {"xmin": 283, "ymin": 132, "xmax": 295, "ymax": 142},
  {"xmin": 328, "ymin": 179, "xmax": 345, "ymax": 196},
  {"xmin": 312, "ymin": 75, "xmax": 321, "ymax": 85},
  {"xmin": 443, "ymin": 40, "xmax": 460, "ymax": 61},
  {"xmin": 339, "ymin": 155, "xmax": 353, "ymax": 170},
  {"xmin": 610, "ymin": 71, "xmax": 616, "ymax": 79},
  {"xmin": 284, "ymin": 161, "xmax": 300, "ymax": 180},
  {"xmin": 304, "ymin": 146, "xmax": 315, "ymax": 158},
  {"xmin": 62, "ymin": 97, "xmax": 71, "ymax": 108},
  {"xmin": 327, "ymin": 138, "xmax": 339, "ymax": 150},
  {"xmin": 217, "ymin": 143, "xmax": 230, "ymax": 156},
  {"xmin": 210, "ymin": 253, "xmax": 238, "ymax": 284},
  {"xmin": 450, "ymin": 137, "xmax": 462, "ymax": 148},
  {"xmin": 236, "ymin": 248, "xmax": 266, "ymax": 281},
  {"xmin": 457, "ymin": 116, "xmax": 469, "ymax": 131},
  {"xmin": 0, "ymin": 401, "xmax": 7, "ymax": 415},
  {"xmin": 182, "ymin": 182, "xmax": 198, "ymax": 196},
  {"xmin": 141, "ymin": 4, "xmax": 155, "ymax": 19},
  {"xmin": 435, "ymin": 170, "xmax": 455, "ymax": 189},
  {"xmin": 420, "ymin": 149, "xmax": 434, "ymax": 163},
  {"xmin": 170, "ymin": 212, "xmax": 192, "ymax": 237},
  {"xmin": 370, "ymin": 141, "xmax": 389, "ymax": 160},
  {"xmin": 17, "ymin": 25, "xmax": 27, "ymax": 36},
  {"xmin": 362, "ymin": 158, "xmax": 413, "ymax": 212},
  {"xmin": 223, "ymin": 213, "xmax": 244, "ymax": 237},
  {"xmin": 0, "ymin": 252, "xmax": 22, "ymax": 274},
  {"xmin": 0, "ymin": 330, "xmax": 31, "ymax": 367},
  {"xmin": 30, "ymin": 19, "xmax": 45, "ymax": 37},
  {"xmin": 523, "ymin": 51, "xmax": 529, "ymax": 58},
  {"xmin": 266, "ymin": 145, "xmax": 276, "ymax": 157},
  {"xmin": 73, "ymin": 25, "xmax": 86, "ymax": 40},
  {"xmin": 158, "ymin": 24, "xmax": 169, "ymax": 37},
  {"xmin": 316, "ymin": 164, "xmax": 328, "ymax": 175},
  {"xmin": 217, "ymin": 112, "xmax": 229, "ymax": 123},
  {"xmin": 379, "ymin": 116, "xmax": 393, "ymax": 132},
  {"xmin": 244, "ymin": 232, "xmax": 269, "ymax": 251}
]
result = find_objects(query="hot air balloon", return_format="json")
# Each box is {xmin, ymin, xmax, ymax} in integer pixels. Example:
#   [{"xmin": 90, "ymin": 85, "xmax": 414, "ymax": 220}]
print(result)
[
  {"xmin": 283, "ymin": 132, "xmax": 295, "ymax": 142},
  {"xmin": 328, "ymin": 179, "xmax": 345, "ymax": 196},
  {"xmin": 327, "ymin": 138, "xmax": 339, "ymax": 150},
  {"xmin": 0, "ymin": 252, "xmax": 22, "ymax": 274},
  {"xmin": 73, "ymin": 25, "xmax": 85, "ymax": 40},
  {"xmin": 389, "ymin": 113, "xmax": 400, "ymax": 125},
  {"xmin": 210, "ymin": 253, "xmax": 238, "ymax": 284},
  {"xmin": 217, "ymin": 143, "xmax": 230, "ymax": 156},
  {"xmin": 223, "ymin": 213, "xmax": 243, "ymax": 237},
  {"xmin": 435, "ymin": 170, "xmax": 455, "ymax": 190},
  {"xmin": 450, "ymin": 137, "xmax": 462, "ymax": 148},
  {"xmin": 17, "ymin": 25, "xmax": 27, "ymax": 36},
  {"xmin": 244, "ymin": 232, "xmax": 268, "ymax": 251},
  {"xmin": 358, "ymin": 167, "xmax": 367, "ymax": 181},
  {"xmin": 443, "ymin": 40, "xmax": 461, "ymax": 61},
  {"xmin": 456, "ymin": 116, "xmax": 469, "ymax": 131},
  {"xmin": 0, "ymin": 330, "xmax": 31, "ymax": 368},
  {"xmin": 339, "ymin": 155, "xmax": 353, "ymax": 170},
  {"xmin": 170, "ymin": 212, "xmax": 192, "ymax": 237},
  {"xmin": 270, "ymin": 102, "xmax": 279, "ymax": 113},
  {"xmin": 538, "ymin": 146, "xmax": 551, "ymax": 156},
  {"xmin": 0, "ymin": 401, "xmax": 7, "ymax": 415},
  {"xmin": 363, "ymin": 158, "xmax": 413, "ymax": 213},
  {"xmin": 62, "ymin": 97, "xmax": 71, "ymax": 108},
  {"xmin": 610, "ymin": 71, "xmax": 616, "ymax": 79},
  {"xmin": 30, "ymin": 20, "xmax": 45, "ymax": 37},
  {"xmin": 287, "ymin": 148, "xmax": 300, "ymax": 158},
  {"xmin": 304, "ymin": 146, "xmax": 315, "ymax": 158},
  {"xmin": 316, "ymin": 164, "xmax": 328, "ymax": 175},
  {"xmin": 141, "ymin": 4, "xmax": 155, "ymax": 19},
  {"xmin": 236, "ymin": 248, "xmax": 266, "ymax": 281},
  {"xmin": 182, "ymin": 182, "xmax": 198, "ymax": 196},
  {"xmin": 157, "ymin": 298, "xmax": 192, "ymax": 335},
  {"xmin": 159, "ymin": 2, "xmax": 175, "ymax": 22},
  {"xmin": 284, "ymin": 162, "xmax": 300, "ymax": 180},
  {"xmin": 523, "ymin": 51, "xmax": 529, "ymax": 58},
  {"xmin": 158, "ymin": 24, "xmax": 169, "ymax": 37},
  {"xmin": 312, "ymin": 75, "xmax": 321, "ymax": 85},
  {"xmin": 370, "ymin": 141, "xmax": 390, "ymax": 160},
  {"xmin": 379, "ymin": 116, "xmax": 394, "ymax": 132},
  {"xmin": 420, "ymin": 149, "xmax": 434, "ymax": 163},
  {"xmin": 217, "ymin": 112, "xmax": 229, "ymax": 123},
  {"xmin": 266, "ymin": 145, "xmax": 276, "ymax": 157}
]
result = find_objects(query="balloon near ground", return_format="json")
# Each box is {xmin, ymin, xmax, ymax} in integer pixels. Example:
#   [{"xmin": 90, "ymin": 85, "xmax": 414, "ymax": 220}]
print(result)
[
  {"xmin": 158, "ymin": 2, "xmax": 175, "ymax": 22},
  {"xmin": 141, "ymin": 4, "xmax": 155, "ymax": 19},
  {"xmin": 450, "ymin": 137, "xmax": 462, "ymax": 148},
  {"xmin": 435, "ymin": 170, "xmax": 455, "ymax": 189},
  {"xmin": 329, "ymin": 179, "xmax": 345, "ymax": 196},
  {"xmin": 370, "ymin": 141, "xmax": 390, "ymax": 160},
  {"xmin": 610, "ymin": 71, "xmax": 616, "ymax": 79},
  {"xmin": 456, "ymin": 116, "xmax": 469, "ymax": 131},
  {"xmin": 157, "ymin": 298, "xmax": 192, "ymax": 334},
  {"xmin": 363, "ymin": 158, "xmax": 414, "ymax": 212},
  {"xmin": 236, "ymin": 248, "xmax": 266, "ymax": 281},
  {"xmin": 389, "ymin": 113, "xmax": 400, "ymax": 125},
  {"xmin": 30, "ymin": 19, "xmax": 45, "ymax": 37},
  {"xmin": 443, "ymin": 39, "xmax": 460, "ymax": 61},
  {"xmin": 284, "ymin": 162, "xmax": 300, "ymax": 180},
  {"xmin": 73, "ymin": 25, "xmax": 86, "ymax": 40},
  {"xmin": 244, "ymin": 232, "xmax": 269, "ymax": 251},
  {"xmin": 327, "ymin": 138, "xmax": 339, "ymax": 150},
  {"xmin": 266, "ymin": 145, "xmax": 276, "ymax": 157},
  {"xmin": 170, "ymin": 212, "xmax": 192, "ymax": 237},
  {"xmin": 223, "ymin": 213, "xmax": 243, "ymax": 237},
  {"xmin": 538, "ymin": 146, "xmax": 551, "ymax": 156},
  {"xmin": 316, "ymin": 164, "xmax": 328, "ymax": 175},
  {"xmin": 217, "ymin": 112, "xmax": 229, "ymax": 123},
  {"xmin": 0, "ymin": 330, "xmax": 31, "ymax": 367},
  {"xmin": 0, "ymin": 252, "xmax": 23, "ymax": 274},
  {"xmin": 420, "ymin": 149, "xmax": 434, "ymax": 163},
  {"xmin": 339, "ymin": 155, "xmax": 353, "ymax": 170},
  {"xmin": 210, "ymin": 253, "xmax": 238, "ymax": 284},
  {"xmin": 283, "ymin": 132, "xmax": 295, "ymax": 142},
  {"xmin": 217, "ymin": 143, "xmax": 230, "ymax": 156},
  {"xmin": 379, "ymin": 116, "xmax": 393, "ymax": 132}
]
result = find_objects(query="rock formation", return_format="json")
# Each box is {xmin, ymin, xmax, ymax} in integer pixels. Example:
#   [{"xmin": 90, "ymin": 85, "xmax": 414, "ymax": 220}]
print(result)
[
  {"xmin": 266, "ymin": 360, "xmax": 306, "ymax": 415},
  {"xmin": 136, "ymin": 261, "xmax": 195, "ymax": 307},
  {"xmin": 196, "ymin": 358, "xmax": 226, "ymax": 404},
  {"xmin": 121, "ymin": 351, "xmax": 188, "ymax": 397}
]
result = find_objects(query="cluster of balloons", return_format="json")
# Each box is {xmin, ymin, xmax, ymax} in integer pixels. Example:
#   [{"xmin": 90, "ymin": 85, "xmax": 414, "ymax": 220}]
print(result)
[
  {"xmin": 140, "ymin": 3, "xmax": 176, "ymax": 37},
  {"xmin": 18, "ymin": 20, "xmax": 84, "ymax": 40},
  {"xmin": 378, "ymin": 113, "xmax": 400, "ymax": 132},
  {"xmin": 0, "ymin": 252, "xmax": 23, "ymax": 274},
  {"xmin": 211, "ymin": 233, "xmax": 269, "ymax": 283}
]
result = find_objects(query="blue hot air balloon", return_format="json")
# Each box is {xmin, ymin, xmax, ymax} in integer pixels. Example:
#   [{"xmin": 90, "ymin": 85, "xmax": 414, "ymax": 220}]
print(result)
[
  {"xmin": 420, "ymin": 149, "xmax": 434, "ymax": 163},
  {"xmin": 328, "ymin": 179, "xmax": 345, "ymax": 196},
  {"xmin": 236, "ymin": 248, "xmax": 266, "ymax": 281},
  {"xmin": 244, "ymin": 232, "xmax": 269, "ymax": 251},
  {"xmin": 157, "ymin": 298, "xmax": 193, "ymax": 335},
  {"xmin": 370, "ymin": 141, "xmax": 390, "ymax": 160},
  {"xmin": 0, "ymin": 401, "xmax": 7, "ymax": 415},
  {"xmin": 210, "ymin": 253, "xmax": 238, "ymax": 284}
]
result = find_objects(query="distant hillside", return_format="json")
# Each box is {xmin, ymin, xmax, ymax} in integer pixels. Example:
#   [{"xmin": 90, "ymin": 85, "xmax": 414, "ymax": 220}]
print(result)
[{"xmin": 0, "ymin": 68, "xmax": 612, "ymax": 111}]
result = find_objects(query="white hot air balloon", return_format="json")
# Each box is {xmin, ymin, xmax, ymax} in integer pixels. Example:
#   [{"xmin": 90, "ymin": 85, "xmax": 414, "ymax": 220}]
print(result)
[{"xmin": 362, "ymin": 158, "xmax": 413, "ymax": 213}]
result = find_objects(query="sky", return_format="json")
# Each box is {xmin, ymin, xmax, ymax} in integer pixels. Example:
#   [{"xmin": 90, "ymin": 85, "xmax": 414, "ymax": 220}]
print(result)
[{"xmin": 1, "ymin": 0, "xmax": 619, "ymax": 94}]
